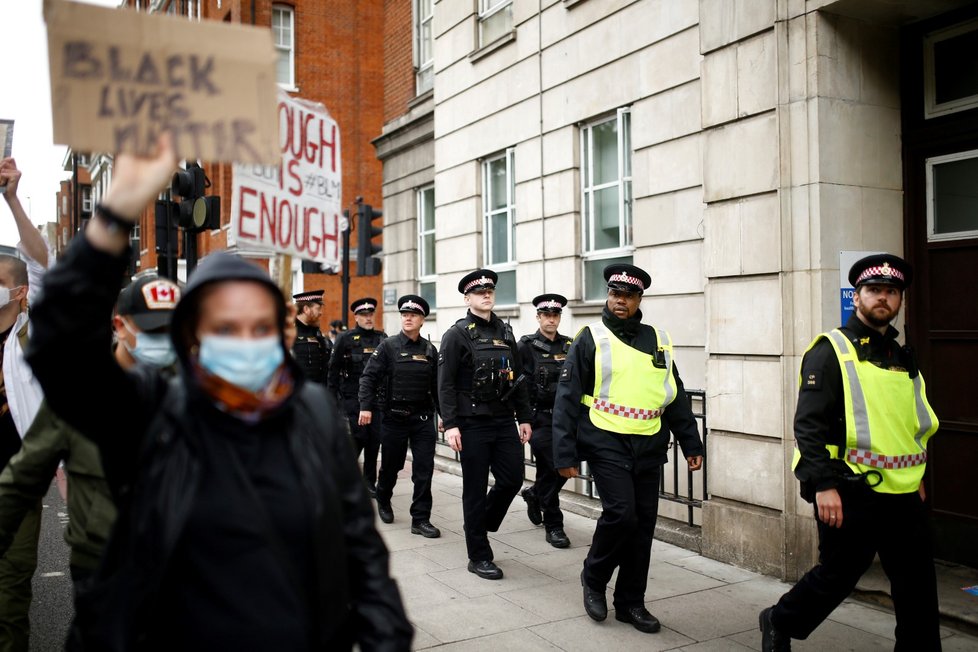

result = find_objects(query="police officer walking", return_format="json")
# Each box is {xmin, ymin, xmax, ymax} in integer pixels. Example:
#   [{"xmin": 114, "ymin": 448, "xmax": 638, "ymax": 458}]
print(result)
[
  {"xmin": 553, "ymin": 264, "xmax": 704, "ymax": 634},
  {"xmin": 329, "ymin": 297, "xmax": 387, "ymax": 496},
  {"xmin": 759, "ymin": 254, "xmax": 941, "ymax": 652},
  {"xmin": 358, "ymin": 295, "xmax": 441, "ymax": 539},
  {"xmin": 291, "ymin": 289, "xmax": 331, "ymax": 386},
  {"xmin": 438, "ymin": 269, "xmax": 533, "ymax": 580},
  {"xmin": 518, "ymin": 294, "xmax": 573, "ymax": 549}
]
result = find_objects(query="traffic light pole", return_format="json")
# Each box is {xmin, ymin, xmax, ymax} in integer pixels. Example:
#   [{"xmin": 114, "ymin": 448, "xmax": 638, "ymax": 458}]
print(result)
[
  {"xmin": 185, "ymin": 229, "xmax": 198, "ymax": 278},
  {"xmin": 341, "ymin": 218, "xmax": 351, "ymax": 329}
]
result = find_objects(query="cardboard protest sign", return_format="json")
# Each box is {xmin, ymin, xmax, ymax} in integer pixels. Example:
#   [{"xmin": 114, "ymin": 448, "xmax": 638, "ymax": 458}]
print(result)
[
  {"xmin": 0, "ymin": 120, "xmax": 12, "ymax": 158},
  {"xmin": 45, "ymin": 0, "xmax": 279, "ymax": 164},
  {"xmin": 0, "ymin": 120, "xmax": 13, "ymax": 194},
  {"xmin": 230, "ymin": 92, "xmax": 345, "ymax": 267}
]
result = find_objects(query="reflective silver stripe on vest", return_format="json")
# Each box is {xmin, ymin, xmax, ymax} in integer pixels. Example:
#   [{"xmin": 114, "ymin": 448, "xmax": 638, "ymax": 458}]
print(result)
[
  {"xmin": 846, "ymin": 448, "xmax": 926, "ymax": 469},
  {"xmin": 590, "ymin": 323, "xmax": 614, "ymax": 401},
  {"xmin": 827, "ymin": 330, "xmax": 872, "ymax": 452},
  {"xmin": 913, "ymin": 375, "xmax": 934, "ymax": 451},
  {"xmin": 656, "ymin": 327, "xmax": 675, "ymax": 407}
]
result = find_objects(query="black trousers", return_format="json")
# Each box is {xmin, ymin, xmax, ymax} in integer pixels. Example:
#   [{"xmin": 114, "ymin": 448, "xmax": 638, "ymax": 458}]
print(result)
[
  {"xmin": 771, "ymin": 487, "xmax": 940, "ymax": 650},
  {"xmin": 458, "ymin": 415, "xmax": 524, "ymax": 562},
  {"xmin": 583, "ymin": 458, "xmax": 661, "ymax": 609},
  {"xmin": 526, "ymin": 414, "xmax": 567, "ymax": 528},
  {"xmin": 376, "ymin": 411, "xmax": 436, "ymax": 524},
  {"xmin": 345, "ymin": 398, "xmax": 381, "ymax": 486}
]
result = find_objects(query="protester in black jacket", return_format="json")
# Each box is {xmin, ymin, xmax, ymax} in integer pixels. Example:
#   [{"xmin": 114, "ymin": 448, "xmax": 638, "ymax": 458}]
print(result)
[{"xmin": 25, "ymin": 137, "xmax": 412, "ymax": 652}]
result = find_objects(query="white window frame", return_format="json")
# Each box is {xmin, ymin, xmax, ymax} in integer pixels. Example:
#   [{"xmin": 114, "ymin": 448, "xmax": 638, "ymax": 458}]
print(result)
[
  {"xmin": 413, "ymin": 0, "xmax": 434, "ymax": 95},
  {"xmin": 482, "ymin": 147, "xmax": 516, "ymax": 306},
  {"xmin": 580, "ymin": 107, "xmax": 633, "ymax": 300},
  {"xmin": 272, "ymin": 4, "xmax": 296, "ymax": 90},
  {"xmin": 925, "ymin": 148, "xmax": 978, "ymax": 242},
  {"xmin": 417, "ymin": 185, "xmax": 437, "ymax": 311},
  {"xmin": 478, "ymin": 0, "xmax": 512, "ymax": 48},
  {"xmin": 81, "ymin": 186, "xmax": 93, "ymax": 215},
  {"xmin": 924, "ymin": 18, "xmax": 978, "ymax": 119}
]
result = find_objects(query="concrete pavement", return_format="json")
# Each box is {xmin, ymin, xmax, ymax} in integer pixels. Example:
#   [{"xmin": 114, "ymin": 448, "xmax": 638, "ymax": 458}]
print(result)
[{"xmin": 379, "ymin": 467, "xmax": 978, "ymax": 651}]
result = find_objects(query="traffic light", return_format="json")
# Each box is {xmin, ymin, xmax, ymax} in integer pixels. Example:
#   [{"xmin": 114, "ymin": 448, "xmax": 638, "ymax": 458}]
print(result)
[
  {"xmin": 356, "ymin": 203, "xmax": 383, "ymax": 276},
  {"xmin": 154, "ymin": 199, "xmax": 178, "ymax": 279},
  {"xmin": 171, "ymin": 163, "xmax": 220, "ymax": 232}
]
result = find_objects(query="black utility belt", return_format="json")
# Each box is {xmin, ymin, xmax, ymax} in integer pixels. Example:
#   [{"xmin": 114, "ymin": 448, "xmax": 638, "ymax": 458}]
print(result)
[{"xmin": 386, "ymin": 406, "xmax": 432, "ymax": 419}]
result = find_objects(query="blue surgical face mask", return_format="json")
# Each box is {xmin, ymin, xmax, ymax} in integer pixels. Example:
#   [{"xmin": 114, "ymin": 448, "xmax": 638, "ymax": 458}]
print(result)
[
  {"xmin": 121, "ymin": 320, "xmax": 176, "ymax": 368},
  {"xmin": 198, "ymin": 334, "xmax": 284, "ymax": 392}
]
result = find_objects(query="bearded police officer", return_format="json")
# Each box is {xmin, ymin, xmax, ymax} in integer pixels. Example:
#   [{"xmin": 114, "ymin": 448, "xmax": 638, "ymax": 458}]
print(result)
[
  {"xmin": 553, "ymin": 263, "xmax": 704, "ymax": 634},
  {"xmin": 760, "ymin": 254, "xmax": 940, "ymax": 652},
  {"xmin": 329, "ymin": 297, "xmax": 387, "ymax": 495},
  {"xmin": 358, "ymin": 295, "xmax": 441, "ymax": 539},
  {"xmin": 438, "ymin": 269, "xmax": 533, "ymax": 580},
  {"xmin": 518, "ymin": 294, "xmax": 573, "ymax": 549},
  {"xmin": 291, "ymin": 289, "xmax": 331, "ymax": 386}
]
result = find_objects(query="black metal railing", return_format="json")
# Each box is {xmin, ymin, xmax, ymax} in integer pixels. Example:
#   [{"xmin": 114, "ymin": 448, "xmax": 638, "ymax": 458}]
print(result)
[{"xmin": 434, "ymin": 389, "xmax": 709, "ymax": 527}]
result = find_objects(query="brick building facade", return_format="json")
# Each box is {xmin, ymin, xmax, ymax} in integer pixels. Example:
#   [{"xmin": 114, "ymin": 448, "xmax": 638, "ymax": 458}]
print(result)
[{"xmin": 119, "ymin": 0, "xmax": 386, "ymax": 325}]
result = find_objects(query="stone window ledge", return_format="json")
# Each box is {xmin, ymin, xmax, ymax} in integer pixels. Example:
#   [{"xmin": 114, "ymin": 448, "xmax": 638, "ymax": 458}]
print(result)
[
  {"xmin": 563, "ymin": 0, "xmax": 589, "ymax": 7},
  {"xmin": 408, "ymin": 88, "xmax": 434, "ymax": 110},
  {"xmin": 567, "ymin": 301, "xmax": 605, "ymax": 317},
  {"xmin": 468, "ymin": 30, "xmax": 516, "ymax": 63}
]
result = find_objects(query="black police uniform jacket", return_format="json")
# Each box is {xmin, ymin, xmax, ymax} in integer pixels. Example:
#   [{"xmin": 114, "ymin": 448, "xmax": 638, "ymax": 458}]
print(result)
[
  {"xmin": 26, "ymin": 237, "xmax": 412, "ymax": 652},
  {"xmin": 292, "ymin": 319, "xmax": 332, "ymax": 386},
  {"xmin": 437, "ymin": 310, "xmax": 533, "ymax": 430},
  {"xmin": 552, "ymin": 307, "xmax": 704, "ymax": 472}
]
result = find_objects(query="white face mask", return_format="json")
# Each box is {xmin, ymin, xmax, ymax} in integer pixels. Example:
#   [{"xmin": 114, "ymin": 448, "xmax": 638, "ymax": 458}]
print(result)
[{"xmin": 0, "ymin": 286, "xmax": 24, "ymax": 310}]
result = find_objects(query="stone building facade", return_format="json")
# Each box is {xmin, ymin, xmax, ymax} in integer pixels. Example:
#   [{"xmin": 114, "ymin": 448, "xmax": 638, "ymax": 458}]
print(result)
[{"xmin": 375, "ymin": 0, "xmax": 978, "ymax": 578}]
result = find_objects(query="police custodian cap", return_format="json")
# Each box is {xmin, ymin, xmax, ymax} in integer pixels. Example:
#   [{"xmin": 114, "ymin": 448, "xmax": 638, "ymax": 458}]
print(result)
[
  {"xmin": 604, "ymin": 263, "xmax": 651, "ymax": 294},
  {"xmin": 532, "ymin": 293, "xmax": 567, "ymax": 313},
  {"xmin": 398, "ymin": 294, "xmax": 430, "ymax": 316},
  {"xmin": 848, "ymin": 254, "xmax": 913, "ymax": 290},
  {"xmin": 292, "ymin": 289, "xmax": 324, "ymax": 304},
  {"xmin": 458, "ymin": 269, "xmax": 498, "ymax": 294},
  {"xmin": 350, "ymin": 297, "xmax": 378, "ymax": 314}
]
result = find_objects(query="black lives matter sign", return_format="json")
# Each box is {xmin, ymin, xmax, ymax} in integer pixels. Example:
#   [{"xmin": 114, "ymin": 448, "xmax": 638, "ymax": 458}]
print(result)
[{"xmin": 45, "ymin": 0, "xmax": 280, "ymax": 165}]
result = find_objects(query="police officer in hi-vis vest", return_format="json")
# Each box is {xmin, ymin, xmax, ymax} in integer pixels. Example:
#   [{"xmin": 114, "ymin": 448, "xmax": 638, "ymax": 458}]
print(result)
[
  {"xmin": 552, "ymin": 263, "xmax": 704, "ymax": 634},
  {"xmin": 518, "ymin": 294, "xmax": 574, "ymax": 549},
  {"xmin": 438, "ymin": 269, "xmax": 533, "ymax": 581},
  {"xmin": 291, "ymin": 289, "xmax": 331, "ymax": 386},
  {"xmin": 760, "ymin": 254, "xmax": 940, "ymax": 652},
  {"xmin": 358, "ymin": 295, "xmax": 441, "ymax": 539},
  {"xmin": 328, "ymin": 297, "xmax": 387, "ymax": 496}
]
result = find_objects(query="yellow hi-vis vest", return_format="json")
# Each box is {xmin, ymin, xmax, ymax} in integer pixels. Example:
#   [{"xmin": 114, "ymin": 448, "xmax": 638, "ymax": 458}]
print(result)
[
  {"xmin": 792, "ymin": 329, "xmax": 939, "ymax": 494},
  {"xmin": 580, "ymin": 322, "xmax": 677, "ymax": 435}
]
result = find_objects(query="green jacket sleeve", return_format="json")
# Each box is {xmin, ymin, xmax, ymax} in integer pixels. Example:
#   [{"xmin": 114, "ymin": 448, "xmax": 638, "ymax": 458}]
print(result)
[{"xmin": 0, "ymin": 403, "xmax": 68, "ymax": 557}]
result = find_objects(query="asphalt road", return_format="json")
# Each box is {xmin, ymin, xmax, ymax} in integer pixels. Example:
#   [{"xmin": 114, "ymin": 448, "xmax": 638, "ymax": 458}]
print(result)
[{"xmin": 28, "ymin": 482, "xmax": 73, "ymax": 652}]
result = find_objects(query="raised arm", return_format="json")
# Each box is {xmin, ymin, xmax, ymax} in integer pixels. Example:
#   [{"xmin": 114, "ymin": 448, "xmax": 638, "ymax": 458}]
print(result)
[
  {"xmin": 26, "ymin": 136, "xmax": 176, "ymax": 458},
  {"xmin": 0, "ymin": 158, "xmax": 48, "ymax": 269}
]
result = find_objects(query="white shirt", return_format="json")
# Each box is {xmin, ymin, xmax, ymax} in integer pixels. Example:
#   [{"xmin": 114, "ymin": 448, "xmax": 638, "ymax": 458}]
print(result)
[{"xmin": 3, "ymin": 240, "xmax": 52, "ymax": 438}]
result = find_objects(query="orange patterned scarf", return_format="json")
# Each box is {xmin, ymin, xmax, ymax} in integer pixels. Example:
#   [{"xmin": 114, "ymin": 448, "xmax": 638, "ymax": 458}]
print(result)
[{"xmin": 192, "ymin": 362, "xmax": 295, "ymax": 423}]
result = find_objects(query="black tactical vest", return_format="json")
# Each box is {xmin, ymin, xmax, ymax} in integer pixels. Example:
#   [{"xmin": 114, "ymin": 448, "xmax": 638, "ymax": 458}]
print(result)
[
  {"xmin": 340, "ymin": 330, "xmax": 384, "ymax": 397},
  {"xmin": 455, "ymin": 319, "xmax": 516, "ymax": 403},
  {"xmin": 388, "ymin": 338, "xmax": 437, "ymax": 411},
  {"xmin": 292, "ymin": 324, "xmax": 330, "ymax": 385},
  {"xmin": 521, "ymin": 334, "xmax": 572, "ymax": 409}
]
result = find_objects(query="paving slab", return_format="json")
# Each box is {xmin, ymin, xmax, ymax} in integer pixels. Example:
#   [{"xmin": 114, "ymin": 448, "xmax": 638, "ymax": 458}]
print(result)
[
  {"xmin": 415, "ymin": 627, "xmax": 562, "ymax": 651},
  {"xmin": 374, "ymin": 468, "xmax": 978, "ymax": 652},
  {"xmin": 409, "ymin": 594, "xmax": 548, "ymax": 644},
  {"xmin": 530, "ymin": 616, "xmax": 696, "ymax": 651},
  {"xmin": 428, "ymin": 559, "xmax": 555, "ymax": 599}
]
